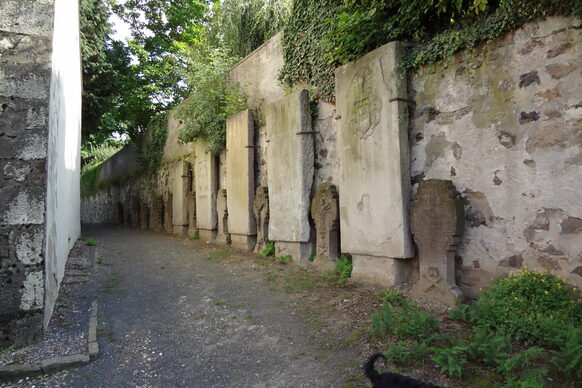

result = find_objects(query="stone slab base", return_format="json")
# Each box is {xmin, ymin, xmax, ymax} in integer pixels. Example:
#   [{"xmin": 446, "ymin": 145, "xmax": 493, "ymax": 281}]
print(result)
[
  {"xmin": 230, "ymin": 234, "xmax": 256, "ymax": 252},
  {"xmin": 275, "ymin": 241, "xmax": 312, "ymax": 264},
  {"xmin": 173, "ymin": 225, "xmax": 188, "ymax": 236},
  {"xmin": 312, "ymin": 255, "xmax": 336, "ymax": 272},
  {"xmin": 199, "ymin": 229, "xmax": 217, "ymax": 241},
  {"xmin": 351, "ymin": 255, "xmax": 411, "ymax": 287},
  {"xmin": 188, "ymin": 227, "xmax": 199, "ymax": 238}
]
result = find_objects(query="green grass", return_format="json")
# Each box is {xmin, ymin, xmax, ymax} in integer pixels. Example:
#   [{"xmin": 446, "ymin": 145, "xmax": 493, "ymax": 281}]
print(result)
[
  {"xmin": 103, "ymin": 275, "xmax": 120, "ymax": 294},
  {"xmin": 188, "ymin": 234, "xmax": 200, "ymax": 240},
  {"xmin": 206, "ymin": 249, "xmax": 230, "ymax": 260},
  {"xmin": 85, "ymin": 237, "xmax": 97, "ymax": 246},
  {"xmin": 214, "ymin": 301, "xmax": 225, "ymax": 306}
]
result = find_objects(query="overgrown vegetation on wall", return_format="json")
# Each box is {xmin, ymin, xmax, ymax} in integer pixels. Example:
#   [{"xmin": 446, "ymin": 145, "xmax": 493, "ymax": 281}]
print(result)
[
  {"xmin": 80, "ymin": 142, "xmax": 124, "ymax": 197},
  {"xmin": 280, "ymin": 0, "xmax": 582, "ymax": 101}
]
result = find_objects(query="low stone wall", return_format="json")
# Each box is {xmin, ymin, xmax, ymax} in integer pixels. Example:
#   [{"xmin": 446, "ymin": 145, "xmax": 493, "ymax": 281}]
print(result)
[{"xmin": 82, "ymin": 16, "xmax": 582, "ymax": 301}]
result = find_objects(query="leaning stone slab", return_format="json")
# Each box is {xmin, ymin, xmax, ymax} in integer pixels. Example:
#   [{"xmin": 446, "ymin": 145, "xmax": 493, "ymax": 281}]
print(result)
[
  {"xmin": 40, "ymin": 354, "xmax": 90, "ymax": 373},
  {"xmin": 336, "ymin": 41, "xmax": 414, "ymax": 285},
  {"xmin": 311, "ymin": 183, "xmax": 340, "ymax": 271},
  {"xmin": 0, "ymin": 362, "xmax": 41, "ymax": 379},
  {"xmin": 266, "ymin": 89, "xmax": 314, "ymax": 263},
  {"xmin": 226, "ymin": 109, "xmax": 257, "ymax": 251},
  {"xmin": 194, "ymin": 140, "xmax": 218, "ymax": 240},
  {"xmin": 88, "ymin": 300, "xmax": 99, "ymax": 360},
  {"xmin": 411, "ymin": 180, "xmax": 464, "ymax": 306},
  {"xmin": 253, "ymin": 186, "xmax": 270, "ymax": 254},
  {"xmin": 173, "ymin": 160, "xmax": 190, "ymax": 235}
]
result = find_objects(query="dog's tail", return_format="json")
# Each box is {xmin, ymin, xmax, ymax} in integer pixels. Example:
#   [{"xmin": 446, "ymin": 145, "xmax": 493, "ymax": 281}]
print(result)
[{"xmin": 364, "ymin": 352, "xmax": 386, "ymax": 383}]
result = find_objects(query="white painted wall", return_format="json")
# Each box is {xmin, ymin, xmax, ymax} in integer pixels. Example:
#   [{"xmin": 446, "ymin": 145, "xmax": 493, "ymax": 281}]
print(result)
[{"xmin": 43, "ymin": 0, "xmax": 82, "ymax": 329}]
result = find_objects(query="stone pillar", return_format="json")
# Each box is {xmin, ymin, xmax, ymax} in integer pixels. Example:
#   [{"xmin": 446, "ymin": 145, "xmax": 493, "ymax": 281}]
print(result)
[
  {"xmin": 150, "ymin": 197, "xmax": 164, "ymax": 232},
  {"xmin": 194, "ymin": 140, "xmax": 218, "ymax": 241},
  {"xmin": 265, "ymin": 89, "xmax": 314, "ymax": 263},
  {"xmin": 172, "ymin": 160, "xmax": 189, "ymax": 235},
  {"xmin": 336, "ymin": 41, "xmax": 413, "ymax": 286},
  {"xmin": 411, "ymin": 180, "xmax": 464, "ymax": 305},
  {"xmin": 216, "ymin": 189, "xmax": 230, "ymax": 245},
  {"xmin": 226, "ymin": 109, "xmax": 257, "ymax": 251},
  {"xmin": 131, "ymin": 197, "xmax": 140, "ymax": 229},
  {"xmin": 311, "ymin": 183, "xmax": 340, "ymax": 271},
  {"xmin": 139, "ymin": 203, "xmax": 149, "ymax": 230},
  {"xmin": 164, "ymin": 193, "xmax": 173, "ymax": 234},
  {"xmin": 187, "ymin": 191, "xmax": 197, "ymax": 237},
  {"xmin": 253, "ymin": 186, "xmax": 270, "ymax": 254}
]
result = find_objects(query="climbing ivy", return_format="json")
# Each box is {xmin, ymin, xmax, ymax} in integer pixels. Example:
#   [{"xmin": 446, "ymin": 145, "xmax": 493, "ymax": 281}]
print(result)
[
  {"xmin": 280, "ymin": 0, "xmax": 582, "ymax": 102},
  {"xmin": 139, "ymin": 113, "xmax": 168, "ymax": 175},
  {"xmin": 278, "ymin": 0, "xmax": 341, "ymax": 102}
]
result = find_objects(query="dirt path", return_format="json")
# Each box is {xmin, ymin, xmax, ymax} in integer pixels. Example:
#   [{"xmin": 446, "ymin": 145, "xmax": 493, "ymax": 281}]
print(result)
[{"xmin": 11, "ymin": 225, "xmax": 376, "ymax": 388}]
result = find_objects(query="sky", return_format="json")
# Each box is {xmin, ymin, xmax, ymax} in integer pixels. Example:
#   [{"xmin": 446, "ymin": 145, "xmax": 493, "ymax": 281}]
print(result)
[{"xmin": 109, "ymin": 11, "xmax": 132, "ymax": 42}]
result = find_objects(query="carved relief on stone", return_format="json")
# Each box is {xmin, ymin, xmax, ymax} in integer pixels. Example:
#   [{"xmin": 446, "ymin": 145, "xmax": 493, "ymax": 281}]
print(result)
[
  {"xmin": 253, "ymin": 186, "xmax": 269, "ymax": 253},
  {"xmin": 349, "ymin": 68, "xmax": 382, "ymax": 140},
  {"xmin": 310, "ymin": 183, "xmax": 340, "ymax": 270},
  {"xmin": 411, "ymin": 179, "xmax": 464, "ymax": 306},
  {"xmin": 216, "ymin": 189, "xmax": 230, "ymax": 244}
]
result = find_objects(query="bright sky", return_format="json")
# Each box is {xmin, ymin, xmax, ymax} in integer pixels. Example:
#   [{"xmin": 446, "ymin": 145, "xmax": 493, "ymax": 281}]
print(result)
[{"xmin": 110, "ymin": 11, "xmax": 132, "ymax": 42}]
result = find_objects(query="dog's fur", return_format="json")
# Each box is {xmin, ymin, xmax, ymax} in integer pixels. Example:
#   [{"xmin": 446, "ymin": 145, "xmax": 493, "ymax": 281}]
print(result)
[{"xmin": 364, "ymin": 353, "xmax": 441, "ymax": 388}]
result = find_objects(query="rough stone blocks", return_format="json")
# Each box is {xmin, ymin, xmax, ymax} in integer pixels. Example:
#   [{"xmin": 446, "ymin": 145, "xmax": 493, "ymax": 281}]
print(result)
[
  {"xmin": 336, "ymin": 41, "xmax": 413, "ymax": 285},
  {"xmin": 226, "ymin": 109, "xmax": 256, "ymax": 251},
  {"xmin": 266, "ymin": 89, "xmax": 314, "ymax": 263}
]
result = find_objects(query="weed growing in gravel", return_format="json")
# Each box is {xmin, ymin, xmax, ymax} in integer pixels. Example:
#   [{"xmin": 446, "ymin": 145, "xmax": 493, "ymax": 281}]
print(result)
[
  {"xmin": 214, "ymin": 301, "xmax": 225, "ymax": 306},
  {"xmin": 206, "ymin": 249, "xmax": 229, "ymax": 260},
  {"xmin": 0, "ymin": 347, "xmax": 10, "ymax": 355},
  {"xmin": 103, "ymin": 275, "xmax": 120, "ymax": 294},
  {"xmin": 335, "ymin": 254, "xmax": 352, "ymax": 284},
  {"xmin": 308, "ymin": 252, "xmax": 316, "ymax": 262},
  {"xmin": 274, "ymin": 254, "xmax": 291, "ymax": 264},
  {"xmin": 261, "ymin": 239, "xmax": 275, "ymax": 257},
  {"xmin": 85, "ymin": 237, "xmax": 97, "ymax": 246},
  {"xmin": 188, "ymin": 234, "xmax": 200, "ymax": 240}
]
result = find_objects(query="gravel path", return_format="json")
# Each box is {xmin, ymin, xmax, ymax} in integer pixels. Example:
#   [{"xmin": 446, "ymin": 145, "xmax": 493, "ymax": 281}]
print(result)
[{"xmin": 4, "ymin": 225, "xmax": 363, "ymax": 387}]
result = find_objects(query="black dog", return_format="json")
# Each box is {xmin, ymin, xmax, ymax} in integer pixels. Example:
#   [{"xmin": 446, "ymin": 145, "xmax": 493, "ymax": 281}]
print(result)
[{"xmin": 364, "ymin": 353, "xmax": 441, "ymax": 388}]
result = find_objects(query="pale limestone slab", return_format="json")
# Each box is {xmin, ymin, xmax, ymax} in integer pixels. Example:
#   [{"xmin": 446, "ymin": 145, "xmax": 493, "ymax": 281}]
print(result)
[
  {"xmin": 351, "ymin": 255, "xmax": 411, "ymax": 286},
  {"xmin": 336, "ymin": 41, "xmax": 414, "ymax": 260},
  {"xmin": 194, "ymin": 140, "xmax": 217, "ymax": 235},
  {"xmin": 226, "ymin": 109, "xmax": 256, "ymax": 244},
  {"xmin": 275, "ymin": 241, "xmax": 312, "ymax": 265},
  {"xmin": 266, "ymin": 89, "xmax": 314, "ymax": 243},
  {"xmin": 172, "ymin": 160, "xmax": 189, "ymax": 229},
  {"xmin": 216, "ymin": 189, "xmax": 230, "ymax": 244}
]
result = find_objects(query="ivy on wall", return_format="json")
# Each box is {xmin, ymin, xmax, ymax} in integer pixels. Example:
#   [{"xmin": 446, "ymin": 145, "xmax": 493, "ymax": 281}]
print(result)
[
  {"xmin": 280, "ymin": 0, "xmax": 582, "ymax": 102},
  {"xmin": 278, "ymin": 0, "xmax": 342, "ymax": 102},
  {"xmin": 139, "ymin": 113, "xmax": 169, "ymax": 175}
]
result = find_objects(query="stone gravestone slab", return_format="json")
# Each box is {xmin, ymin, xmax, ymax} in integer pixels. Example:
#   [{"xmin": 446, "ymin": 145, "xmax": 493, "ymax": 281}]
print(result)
[
  {"xmin": 266, "ymin": 89, "xmax": 314, "ymax": 263},
  {"xmin": 253, "ymin": 186, "xmax": 269, "ymax": 254},
  {"xmin": 164, "ymin": 193, "xmax": 173, "ymax": 234},
  {"xmin": 310, "ymin": 183, "xmax": 340, "ymax": 271},
  {"xmin": 216, "ymin": 189, "xmax": 230, "ymax": 244},
  {"xmin": 336, "ymin": 41, "xmax": 413, "ymax": 286},
  {"xmin": 411, "ymin": 180, "xmax": 464, "ymax": 306},
  {"xmin": 194, "ymin": 140, "xmax": 218, "ymax": 240},
  {"xmin": 150, "ymin": 197, "xmax": 164, "ymax": 232},
  {"xmin": 172, "ymin": 160, "xmax": 189, "ymax": 235},
  {"xmin": 187, "ymin": 191, "xmax": 197, "ymax": 237},
  {"xmin": 226, "ymin": 109, "xmax": 256, "ymax": 251}
]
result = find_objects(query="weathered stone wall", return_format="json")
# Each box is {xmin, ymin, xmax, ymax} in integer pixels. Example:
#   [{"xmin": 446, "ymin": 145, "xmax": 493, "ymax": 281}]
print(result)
[
  {"xmin": 410, "ymin": 16, "xmax": 582, "ymax": 294},
  {"xmin": 0, "ymin": 0, "xmax": 81, "ymax": 346},
  {"xmin": 82, "ymin": 17, "xmax": 582, "ymax": 298}
]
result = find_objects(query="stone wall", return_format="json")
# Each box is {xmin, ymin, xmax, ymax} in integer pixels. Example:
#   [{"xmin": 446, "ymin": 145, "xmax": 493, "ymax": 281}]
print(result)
[
  {"xmin": 81, "ymin": 16, "xmax": 582, "ymax": 300},
  {"xmin": 0, "ymin": 0, "xmax": 81, "ymax": 346},
  {"xmin": 409, "ymin": 16, "xmax": 582, "ymax": 296}
]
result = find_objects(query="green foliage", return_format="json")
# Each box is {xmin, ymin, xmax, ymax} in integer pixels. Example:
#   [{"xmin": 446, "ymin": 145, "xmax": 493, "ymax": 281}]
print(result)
[
  {"xmin": 550, "ymin": 327, "xmax": 582, "ymax": 379},
  {"xmin": 208, "ymin": 0, "xmax": 289, "ymax": 59},
  {"xmin": 385, "ymin": 341, "xmax": 410, "ymax": 365},
  {"xmin": 495, "ymin": 347, "xmax": 545, "ymax": 377},
  {"xmin": 393, "ymin": 309, "xmax": 439, "ymax": 341},
  {"xmin": 448, "ymin": 303, "xmax": 477, "ymax": 323},
  {"xmin": 335, "ymin": 254, "xmax": 352, "ymax": 284},
  {"xmin": 85, "ymin": 237, "xmax": 97, "ymax": 246},
  {"xmin": 189, "ymin": 234, "xmax": 200, "ymax": 240},
  {"xmin": 138, "ymin": 113, "xmax": 168, "ymax": 175},
  {"xmin": 468, "ymin": 326, "xmax": 512, "ymax": 366},
  {"xmin": 81, "ymin": 141, "xmax": 124, "ymax": 172},
  {"xmin": 378, "ymin": 289, "xmax": 414, "ymax": 310},
  {"xmin": 80, "ymin": 162, "xmax": 103, "ymax": 198},
  {"xmin": 262, "ymin": 239, "xmax": 275, "ymax": 257},
  {"xmin": 278, "ymin": 0, "xmax": 341, "ymax": 101},
  {"xmin": 371, "ymin": 303, "xmax": 395, "ymax": 335},
  {"xmin": 173, "ymin": 48, "xmax": 247, "ymax": 154},
  {"xmin": 308, "ymin": 252, "xmax": 316, "ymax": 262},
  {"xmin": 282, "ymin": 0, "xmax": 581, "ymax": 101},
  {"xmin": 472, "ymin": 270, "xmax": 582, "ymax": 346},
  {"xmin": 431, "ymin": 346, "xmax": 468, "ymax": 377},
  {"xmin": 274, "ymin": 255, "xmax": 292, "ymax": 263}
]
